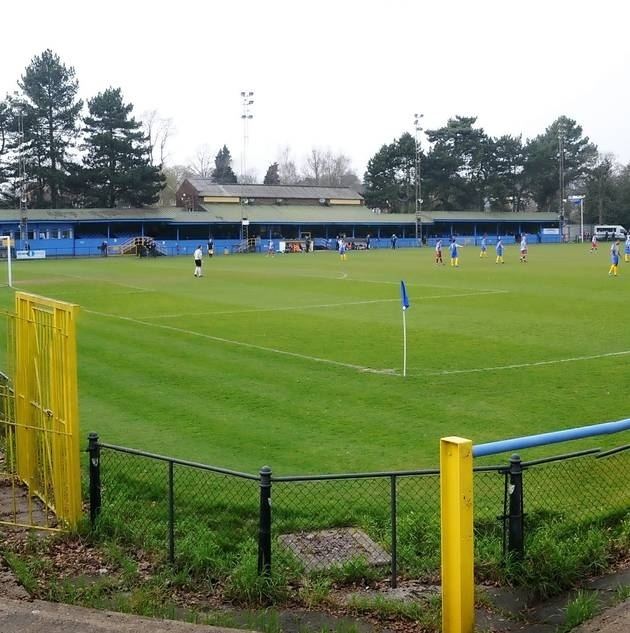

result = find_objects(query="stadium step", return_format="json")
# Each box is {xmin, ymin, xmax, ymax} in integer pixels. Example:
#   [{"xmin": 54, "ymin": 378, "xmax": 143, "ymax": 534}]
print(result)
[{"xmin": 119, "ymin": 236, "xmax": 166, "ymax": 256}]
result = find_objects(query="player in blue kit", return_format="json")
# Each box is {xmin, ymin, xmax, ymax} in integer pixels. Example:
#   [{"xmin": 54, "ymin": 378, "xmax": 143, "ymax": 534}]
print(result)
[
  {"xmin": 495, "ymin": 238, "xmax": 505, "ymax": 264},
  {"xmin": 338, "ymin": 238, "xmax": 347, "ymax": 261},
  {"xmin": 449, "ymin": 238, "xmax": 463, "ymax": 267},
  {"xmin": 609, "ymin": 240, "xmax": 620, "ymax": 276},
  {"xmin": 624, "ymin": 235, "xmax": 630, "ymax": 262},
  {"xmin": 479, "ymin": 234, "xmax": 488, "ymax": 258}
]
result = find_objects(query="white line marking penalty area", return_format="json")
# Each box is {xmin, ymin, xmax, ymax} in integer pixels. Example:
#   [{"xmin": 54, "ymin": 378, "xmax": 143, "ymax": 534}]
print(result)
[
  {"xmin": 417, "ymin": 349, "xmax": 630, "ymax": 376},
  {"xmin": 84, "ymin": 308, "xmax": 398, "ymax": 375},
  {"xmin": 136, "ymin": 290, "xmax": 506, "ymax": 320}
]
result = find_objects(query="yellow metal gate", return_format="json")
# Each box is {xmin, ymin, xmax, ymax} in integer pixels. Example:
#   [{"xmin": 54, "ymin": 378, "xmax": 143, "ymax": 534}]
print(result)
[{"xmin": 0, "ymin": 292, "xmax": 81, "ymax": 530}]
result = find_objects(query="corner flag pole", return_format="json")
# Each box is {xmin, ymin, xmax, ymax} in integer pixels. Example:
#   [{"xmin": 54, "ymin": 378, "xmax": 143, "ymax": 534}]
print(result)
[{"xmin": 400, "ymin": 281, "xmax": 410, "ymax": 377}]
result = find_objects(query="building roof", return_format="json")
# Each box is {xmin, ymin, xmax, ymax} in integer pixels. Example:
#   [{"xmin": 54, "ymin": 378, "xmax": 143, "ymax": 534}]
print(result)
[
  {"xmin": 423, "ymin": 211, "xmax": 559, "ymax": 223},
  {"xmin": 0, "ymin": 207, "xmax": 559, "ymax": 225},
  {"xmin": 0, "ymin": 207, "xmax": 182, "ymax": 222},
  {"xmin": 197, "ymin": 204, "xmax": 433, "ymax": 224},
  {"xmin": 196, "ymin": 206, "xmax": 559, "ymax": 225},
  {"xmin": 184, "ymin": 180, "xmax": 363, "ymax": 201}
]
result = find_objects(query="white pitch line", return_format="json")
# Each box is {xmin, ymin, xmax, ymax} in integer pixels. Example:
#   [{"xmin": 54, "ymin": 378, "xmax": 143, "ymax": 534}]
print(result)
[
  {"xmin": 47, "ymin": 272, "xmax": 155, "ymax": 293},
  {"xmin": 83, "ymin": 308, "xmax": 397, "ymax": 375},
  {"xmin": 135, "ymin": 290, "xmax": 506, "ymax": 320},
  {"xmin": 418, "ymin": 349, "xmax": 630, "ymax": 376},
  {"xmin": 217, "ymin": 265, "xmax": 507, "ymax": 295},
  {"xmin": 138, "ymin": 298, "xmax": 398, "ymax": 319},
  {"xmin": 303, "ymin": 271, "xmax": 505, "ymax": 294}
]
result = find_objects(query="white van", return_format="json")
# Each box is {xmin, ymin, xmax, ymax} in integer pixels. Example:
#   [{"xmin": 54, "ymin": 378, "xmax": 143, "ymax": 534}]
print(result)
[{"xmin": 594, "ymin": 225, "xmax": 627, "ymax": 240}]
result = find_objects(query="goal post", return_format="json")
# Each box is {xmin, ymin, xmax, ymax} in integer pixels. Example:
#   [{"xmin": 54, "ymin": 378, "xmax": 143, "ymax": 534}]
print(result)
[{"xmin": 0, "ymin": 236, "xmax": 14, "ymax": 288}]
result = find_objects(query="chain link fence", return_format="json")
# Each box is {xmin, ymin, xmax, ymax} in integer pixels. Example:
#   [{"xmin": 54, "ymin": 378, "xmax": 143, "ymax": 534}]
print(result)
[
  {"xmin": 91, "ymin": 439, "xmax": 260, "ymax": 578},
  {"xmin": 88, "ymin": 434, "xmax": 630, "ymax": 585}
]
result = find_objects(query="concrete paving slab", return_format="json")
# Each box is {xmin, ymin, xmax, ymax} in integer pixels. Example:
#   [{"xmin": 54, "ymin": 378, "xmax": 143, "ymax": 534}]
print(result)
[
  {"xmin": 0, "ymin": 597, "xmax": 258, "ymax": 633},
  {"xmin": 571, "ymin": 598, "xmax": 630, "ymax": 633}
]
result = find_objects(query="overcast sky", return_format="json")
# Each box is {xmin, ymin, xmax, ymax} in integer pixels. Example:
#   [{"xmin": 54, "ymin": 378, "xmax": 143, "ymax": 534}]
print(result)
[{"xmin": 2, "ymin": 0, "xmax": 629, "ymax": 180}]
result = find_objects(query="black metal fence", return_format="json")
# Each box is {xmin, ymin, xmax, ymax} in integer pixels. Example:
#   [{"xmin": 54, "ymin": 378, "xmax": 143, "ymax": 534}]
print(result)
[{"xmin": 87, "ymin": 433, "xmax": 630, "ymax": 586}]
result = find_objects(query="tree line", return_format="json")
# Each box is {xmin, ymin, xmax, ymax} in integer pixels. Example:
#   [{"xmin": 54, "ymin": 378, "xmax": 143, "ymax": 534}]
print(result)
[
  {"xmin": 0, "ymin": 50, "xmax": 166, "ymax": 208},
  {"xmin": 0, "ymin": 50, "xmax": 362, "ymax": 209},
  {"xmin": 1, "ymin": 50, "xmax": 629, "ymax": 224},
  {"xmin": 363, "ymin": 115, "xmax": 630, "ymax": 225}
]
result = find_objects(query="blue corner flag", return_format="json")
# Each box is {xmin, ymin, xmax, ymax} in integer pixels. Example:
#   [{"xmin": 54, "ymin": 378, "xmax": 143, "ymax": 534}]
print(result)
[{"xmin": 400, "ymin": 280, "xmax": 410, "ymax": 311}]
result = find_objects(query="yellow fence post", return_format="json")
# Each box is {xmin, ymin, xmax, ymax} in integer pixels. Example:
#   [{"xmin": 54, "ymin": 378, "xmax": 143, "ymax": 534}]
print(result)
[{"xmin": 440, "ymin": 436, "xmax": 474, "ymax": 633}]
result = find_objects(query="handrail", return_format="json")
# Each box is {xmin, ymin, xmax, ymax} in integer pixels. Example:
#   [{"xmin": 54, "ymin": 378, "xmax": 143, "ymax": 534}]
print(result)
[
  {"xmin": 473, "ymin": 418, "xmax": 630, "ymax": 458},
  {"xmin": 97, "ymin": 442, "xmax": 259, "ymax": 480},
  {"xmin": 96, "ymin": 440, "xmax": 628, "ymax": 482}
]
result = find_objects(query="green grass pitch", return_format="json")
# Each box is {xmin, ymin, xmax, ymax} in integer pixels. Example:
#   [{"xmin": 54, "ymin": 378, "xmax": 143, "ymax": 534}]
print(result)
[{"xmin": 1, "ymin": 242, "xmax": 628, "ymax": 474}]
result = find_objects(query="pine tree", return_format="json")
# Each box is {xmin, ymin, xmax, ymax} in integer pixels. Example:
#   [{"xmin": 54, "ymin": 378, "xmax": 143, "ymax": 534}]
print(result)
[
  {"xmin": 263, "ymin": 162, "xmax": 280, "ymax": 185},
  {"xmin": 524, "ymin": 116, "xmax": 598, "ymax": 212},
  {"xmin": 18, "ymin": 49, "xmax": 82, "ymax": 208},
  {"xmin": 363, "ymin": 140, "xmax": 410, "ymax": 212},
  {"xmin": 82, "ymin": 87, "xmax": 164, "ymax": 207},
  {"xmin": 211, "ymin": 145, "xmax": 237, "ymax": 184}
]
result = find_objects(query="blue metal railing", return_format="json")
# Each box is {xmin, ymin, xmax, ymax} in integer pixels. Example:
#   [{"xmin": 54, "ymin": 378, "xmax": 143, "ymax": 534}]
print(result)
[{"xmin": 473, "ymin": 418, "xmax": 630, "ymax": 458}]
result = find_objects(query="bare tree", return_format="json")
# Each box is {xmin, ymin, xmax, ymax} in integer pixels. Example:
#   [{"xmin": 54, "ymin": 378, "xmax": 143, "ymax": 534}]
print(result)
[
  {"xmin": 239, "ymin": 171, "xmax": 259, "ymax": 184},
  {"xmin": 304, "ymin": 148, "xmax": 325, "ymax": 184},
  {"xmin": 159, "ymin": 164, "xmax": 191, "ymax": 206},
  {"xmin": 331, "ymin": 155, "xmax": 361, "ymax": 188},
  {"xmin": 142, "ymin": 110, "xmax": 174, "ymax": 167},
  {"xmin": 277, "ymin": 146, "xmax": 299, "ymax": 184},
  {"xmin": 188, "ymin": 145, "xmax": 215, "ymax": 178},
  {"xmin": 301, "ymin": 147, "xmax": 360, "ymax": 187}
]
